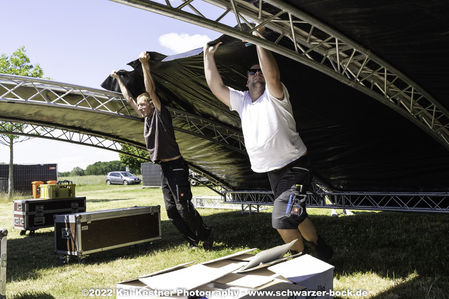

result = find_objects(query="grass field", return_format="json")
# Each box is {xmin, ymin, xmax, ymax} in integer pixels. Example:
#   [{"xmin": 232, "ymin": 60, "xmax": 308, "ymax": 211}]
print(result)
[{"xmin": 1, "ymin": 179, "xmax": 448, "ymax": 298}]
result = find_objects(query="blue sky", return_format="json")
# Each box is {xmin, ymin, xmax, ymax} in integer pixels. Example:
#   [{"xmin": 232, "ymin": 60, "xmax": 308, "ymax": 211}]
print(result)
[{"xmin": 0, "ymin": 0, "xmax": 226, "ymax": 172}]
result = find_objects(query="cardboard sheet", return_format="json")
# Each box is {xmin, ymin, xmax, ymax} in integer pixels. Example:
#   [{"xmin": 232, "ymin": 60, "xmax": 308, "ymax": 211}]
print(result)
[
  {"xmin": 139, "ymin": 262, "xmax": 246, "ymax": 290},
  {"xmin": 214, "ymin": 270, "xmax": 279, "ymax": 289},
  {"xmin": 268, "ymin": 254, "xmax": 333, "ymax": 283},
  {"xmin": 202, "ymin": 249, "xmax": 256, "ymax": 265}
]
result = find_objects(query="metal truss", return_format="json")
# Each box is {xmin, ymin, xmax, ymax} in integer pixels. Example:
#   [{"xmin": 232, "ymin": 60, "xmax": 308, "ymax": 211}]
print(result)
[
  {"xmin": 111, "ymin": 0, "xmax": 449, "ymax": 151},
  {"xmin": 2, "ymin": 74, "xmax": 447, "ymax": 211},
  {"xmin": 0, "ymin": 74, "xmax": 244, "ymax": 153},
  {"xmin": 223, "ymin": 190, "xmax": 274, "ymax": 205},
  {"xmin": 0, "ymin": 74, "xmax": 235, "ymax": 192},
  {"xmin": 223, "ymin": 190, "xmax": 273, "ymax": 214},
  {"xmin": 0, "ymin": 119, "xmax": 230, "ymax": 192},
  {"xmin": 0, "ymin": 121, "xmax": 142, "ymax": 159},
  {"xmin": 223, "ymin": 189, "xmax": 449, "ymax": 213},
  {"xmin": 312, "ymin": 191, "xmax": 449, "ymax": 214},
  {"xmin": 0, "ymin": 74, "xmax": 132, "ymax": 116},
  {"xmin": 170, "ymin": 108, "xmax": 245, "ymax": 153},
  {"xmin": 188, "ymin": 168, "xmax": 231, "ymax": 194}
]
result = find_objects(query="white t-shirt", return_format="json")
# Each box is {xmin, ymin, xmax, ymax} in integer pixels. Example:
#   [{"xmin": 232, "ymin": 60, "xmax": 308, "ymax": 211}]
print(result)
[{"xmin": 229, "ymin": 84, "xmax": 307, "ymax": 173}]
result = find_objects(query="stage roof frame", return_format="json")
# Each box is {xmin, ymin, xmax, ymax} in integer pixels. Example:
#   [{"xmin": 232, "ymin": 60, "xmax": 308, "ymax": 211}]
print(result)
[{"xmin": 110, "ymin": 0, "xmax": 449, "ymax": 151}]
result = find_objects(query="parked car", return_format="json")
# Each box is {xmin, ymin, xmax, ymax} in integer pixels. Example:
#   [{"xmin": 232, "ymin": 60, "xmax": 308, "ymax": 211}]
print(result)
[{"xmin": 106, "ymin": 171, "xmax": 141, "ymax": 185}]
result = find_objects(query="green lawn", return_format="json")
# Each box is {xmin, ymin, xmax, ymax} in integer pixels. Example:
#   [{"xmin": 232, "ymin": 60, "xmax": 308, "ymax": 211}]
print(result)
[{"xmin": 1, "ymin": 180, "xmax": 448, "ymax": 298}]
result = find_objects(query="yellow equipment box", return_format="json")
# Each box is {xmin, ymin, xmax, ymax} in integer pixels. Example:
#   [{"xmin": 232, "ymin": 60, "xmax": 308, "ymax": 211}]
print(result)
[{"xmin": 40, "ymin": 181, "xmax": 76, "ymax": 199}]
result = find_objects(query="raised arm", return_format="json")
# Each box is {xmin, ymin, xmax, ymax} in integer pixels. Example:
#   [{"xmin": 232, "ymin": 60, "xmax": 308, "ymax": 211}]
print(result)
[
  {"xmin": 203, "ymin": 42, "xmax": 231, "ymax": 108},
  {"xmin": 253, "ymin": 28, "xmax": 284, "ymax": 100},
  {"xmin": 138, "ymin": 52, "xmax": 162, "ymax": 111},
  {"xmin": 110, "ymin": 71, "xmax": 143, "ymax": 117}
]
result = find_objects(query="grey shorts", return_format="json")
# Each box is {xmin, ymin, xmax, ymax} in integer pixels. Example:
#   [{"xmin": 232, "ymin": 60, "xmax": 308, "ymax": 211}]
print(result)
[{"xmin": 268, "ymin": 156, "xmax": 311, "ymax": 229}]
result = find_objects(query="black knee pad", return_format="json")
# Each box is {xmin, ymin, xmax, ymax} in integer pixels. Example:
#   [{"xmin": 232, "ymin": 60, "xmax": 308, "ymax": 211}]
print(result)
[
  {"xmin": 286, "ymin": 191, "xmax": 307, "ymax": 224},
  {"xmin": 272, "ymin": 185, "xmax": 308, "ymax": 228}
]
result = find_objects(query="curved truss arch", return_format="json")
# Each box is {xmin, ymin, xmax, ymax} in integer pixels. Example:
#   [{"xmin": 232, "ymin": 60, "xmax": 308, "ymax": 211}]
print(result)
[
  {"xmin": 0, "ymin": 120, "xmax": 230, "ymax": 193},
  {"xmin": 0, "ymin": 74, "xmax": 132, "ymax": 115},
  {"xmin": 0, "ymin": 74, "xmax": 244, "ymax": 153},
  {"xmin": 110, "ymin": 0, "xmax": 449, "ymax": 151},
  {"xmin": 0, "ymin": 121, "xmax": 134, "ymax": 155},
  {"xmin": 0, "ymin": 74, "xmax": 239, "ymax": 192}
]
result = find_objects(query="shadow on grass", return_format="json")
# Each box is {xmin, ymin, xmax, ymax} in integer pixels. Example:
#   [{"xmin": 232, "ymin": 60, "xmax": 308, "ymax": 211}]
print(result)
[
  {"xmin": 87, "ymin": 198, "xmax": 136, "ymax": 203},
  {"xmin": 6, "ymin": 209, "xmax": 449, "ymax": 295},
  {"xmin": 6, "ymin": 210, "xmax": 280, "ymax": 282},
  {"xmin": 314, "ymin": 211, "xmax": 449, "ymax": 278},
  {"xmin": 371, "ymin": 274, "xmax": 449, "ymax": 299},
  {"xmin": 312, "ymin": 211, "xmax": 449, "ymax": 298},
  {"xmin": 12, "ymin": 292, "xmax": 55, "ymax": 299}
]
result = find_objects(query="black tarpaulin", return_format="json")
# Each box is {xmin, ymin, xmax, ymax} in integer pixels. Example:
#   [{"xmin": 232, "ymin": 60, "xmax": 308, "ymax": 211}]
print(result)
[
  {"xmin": 284, "ymin": 0, "xmax": 449, "ymax": 110},
  {"xmin": 102, "ymin": 19, "xmax": 449, "ymax": 191}
]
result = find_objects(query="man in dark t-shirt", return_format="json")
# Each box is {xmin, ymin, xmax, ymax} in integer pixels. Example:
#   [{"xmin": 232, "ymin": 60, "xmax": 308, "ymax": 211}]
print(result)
[{"xmin": 111, "ymin": 52, "xmax": 212, "ymax": 248}]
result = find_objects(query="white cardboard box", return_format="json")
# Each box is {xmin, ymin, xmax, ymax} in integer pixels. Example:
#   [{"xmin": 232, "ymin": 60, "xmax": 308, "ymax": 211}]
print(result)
[
  {"xmin": 116, "ymin": 251, "xmax": 334, "ymax": 299},
  {"xmin": 269, "ymin": 254, "xmax": 334, "ymax": 298}
]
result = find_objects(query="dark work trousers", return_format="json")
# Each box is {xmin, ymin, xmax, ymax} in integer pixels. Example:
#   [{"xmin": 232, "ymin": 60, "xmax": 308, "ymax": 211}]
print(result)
[
  {"xmin": 160, "ymin": 157, "xmax": 209, "ymax": 244},
  {"xmin": 268, "ymin": 155, "xmax": 311, "ymax": 229}
]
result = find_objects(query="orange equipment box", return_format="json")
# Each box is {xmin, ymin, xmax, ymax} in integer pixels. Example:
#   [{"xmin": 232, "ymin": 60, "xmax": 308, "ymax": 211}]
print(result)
[{"xmin": 31, "ymin": 181, "xmax": 44, "ymax": 199}]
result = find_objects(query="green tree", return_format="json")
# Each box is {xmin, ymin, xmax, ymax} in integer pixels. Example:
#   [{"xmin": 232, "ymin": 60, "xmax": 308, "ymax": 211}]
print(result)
[
  {"xmin": 119, "ymin": 144, "xmax": 149, "ymax": 174},
  {"xmin": 85, "ymin": 161, "xmax": 125, "ymax": 175},
  {"xmin": 70, "ymin": 167, "xmax": 85, "ymax": 177},
  {"xmin": 58, "ymin": 171, "xmax": 71, "ymax": 177},
  {"xmin": 0, "ymin": 47, "xmax": 44, "ymax": 198}
]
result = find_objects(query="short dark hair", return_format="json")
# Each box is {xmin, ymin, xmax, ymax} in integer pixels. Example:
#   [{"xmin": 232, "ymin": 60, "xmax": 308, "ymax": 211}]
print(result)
[{"xmin": 248, "ymin": 62, "xmax": 260, "ymax": 70}]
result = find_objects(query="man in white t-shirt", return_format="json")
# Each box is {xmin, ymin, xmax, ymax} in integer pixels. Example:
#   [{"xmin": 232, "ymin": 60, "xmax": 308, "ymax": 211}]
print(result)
[{"xmin": 203, "ymin": 30, "xmax": 332, "ymax": 260}]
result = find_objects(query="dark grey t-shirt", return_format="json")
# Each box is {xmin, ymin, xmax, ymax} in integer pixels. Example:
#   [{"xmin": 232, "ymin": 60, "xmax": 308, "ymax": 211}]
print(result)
[{"xmin": 144, "ymin": 105, "xmax": 181, "ymax": 163}]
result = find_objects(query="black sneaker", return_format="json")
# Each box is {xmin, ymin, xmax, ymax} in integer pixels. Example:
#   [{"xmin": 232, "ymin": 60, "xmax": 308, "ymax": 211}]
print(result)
[
  {"xmin": 188, "ymin": 241, "xmax": 199, "ymax": 249},
  {"xmin": 314, "ymin": 236, "xmax": 333, "ymax": 261}
]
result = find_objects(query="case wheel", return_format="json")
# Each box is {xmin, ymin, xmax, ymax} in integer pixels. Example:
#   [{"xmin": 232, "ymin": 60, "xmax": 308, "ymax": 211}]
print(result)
[
  {"xmin": 19, "ymin": 230, "xmax": 26, "ymax": 236},
  {"xmin": 59, "ymin": 255, "xmax": 70, "ymax": 265},
  {"xmin": 59, "ymin": 255, "xmax": 87, "ymax": 264},
  {"xmin": 29, "ymin": 230, "xmax": 35, "ymax": 236},
  {"xmin": 77, "ymin": 256, "xmax": 87, "ymax": 264}
]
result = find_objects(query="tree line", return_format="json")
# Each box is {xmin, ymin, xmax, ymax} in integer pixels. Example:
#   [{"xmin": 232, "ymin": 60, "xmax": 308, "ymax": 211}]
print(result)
[
  {"xmin": 58, "ymin": 144, "xmax": 151, "ymax": 177},
  {"xmin": 58, "ymin": 160, "xmax": 134, "ymax": 177}
]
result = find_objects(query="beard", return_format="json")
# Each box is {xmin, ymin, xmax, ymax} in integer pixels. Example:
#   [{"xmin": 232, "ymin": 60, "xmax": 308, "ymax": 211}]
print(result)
[{"xmin": 248, "ymin": 80, "xmax": 265, "ymax": 91}]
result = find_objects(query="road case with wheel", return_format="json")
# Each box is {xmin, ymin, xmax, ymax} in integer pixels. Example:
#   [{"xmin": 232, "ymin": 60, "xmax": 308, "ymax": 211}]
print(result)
[
  {"xmin": 0, "ymin": 228, "xmax": 7, "ymax": 299},
  {"xmin": 13, "ymin": 197, "xmax": 86, "ymax": 235},
  {"xmin": 54, "ymin": 206, "xmax": 161, "ymax": 260}
]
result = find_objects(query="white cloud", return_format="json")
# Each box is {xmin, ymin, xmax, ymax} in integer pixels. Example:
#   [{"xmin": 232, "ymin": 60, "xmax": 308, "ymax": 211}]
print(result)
[{"xmin": 159, "ymin": 33, "xmax": 211, "ymax": 54}]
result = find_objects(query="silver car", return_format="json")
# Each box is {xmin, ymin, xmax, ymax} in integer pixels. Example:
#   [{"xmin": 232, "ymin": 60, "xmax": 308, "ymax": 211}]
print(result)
[{"xmin": 106, "ymin": 171, "xmax": 141, "ymax": 185}]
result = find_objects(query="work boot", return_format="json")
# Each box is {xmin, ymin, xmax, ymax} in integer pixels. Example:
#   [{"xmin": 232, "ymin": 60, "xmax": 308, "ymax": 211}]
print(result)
[
  {"xmin": 184, "ymin": 234, "xmax": 199, "ymax": 250},
  {"xmin": 188, "ymin": 240, "xmax": 199, "ymax": 249},
  {"xmin": 201, "ymin": 227, "xmax": 213, "ymax": 249}
]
